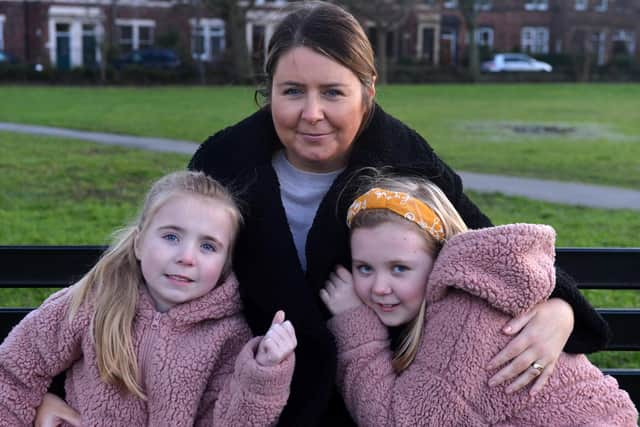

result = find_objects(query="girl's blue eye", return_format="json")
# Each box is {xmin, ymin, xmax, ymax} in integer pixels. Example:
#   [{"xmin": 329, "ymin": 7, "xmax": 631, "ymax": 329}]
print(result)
[
  {"xmin": 201, "ymin": 242, "xmax": 217, "ymax": 253},
  {"xmin": 162, "ymin": 233, "xmax": 178, "ymax": 243},
  {"xmin": 356, "ymin": 265, "xmax": 372, "ymax": 274},
  {"xmin": 393, "ymin": 265, "xmax": 409, "ymax": 273}
]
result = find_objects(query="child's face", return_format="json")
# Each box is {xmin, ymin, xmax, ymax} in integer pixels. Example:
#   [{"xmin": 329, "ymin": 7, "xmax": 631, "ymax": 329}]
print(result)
[
  {"xmin": 351, "ymin": 221, "xmax": 435, "ymax": 327},
  {"xmin": 134, "ymin": 194, "xmax": 235, "ymax": 312}
]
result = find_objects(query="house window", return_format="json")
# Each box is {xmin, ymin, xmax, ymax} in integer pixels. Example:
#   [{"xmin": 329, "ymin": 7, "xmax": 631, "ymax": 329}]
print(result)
[
  {"xmin": 594, "ymin": 0, "xmax": 607, "ymax": 11},
  {"xmin": 0, "ymin": 15, "xmax": 5, "ymax": 50},
  {"xmin": 475, "ymin": 27, "xmax": 494, "ymax": 49},
  {"xmin": 521, "ymin": 26, "xmax": 549, "ymax": 53},
  {"xmin": 444, "ymin": 0, "xmax": 458, "ymax": 8},
  {"xmin": 575, "ymin": 0, "xmax": 588, "ymax": 10},
  {"xmin": 423, "ymin": 0, "xmax": 436, "ymax": 5},
  {"xmin": 612, "ymin": 30, "xmax": 635, "ymax": 56},
  {"xmin": 524, "ymin": 0, "xmax": 548, "ymax": 11},
  {"xmin": 191, "ymin": 19, "xmax": 225, "ymax": 61},
  {"xmin": 116, "ymin": 20, "xmax": 155, "ymax": 53}
]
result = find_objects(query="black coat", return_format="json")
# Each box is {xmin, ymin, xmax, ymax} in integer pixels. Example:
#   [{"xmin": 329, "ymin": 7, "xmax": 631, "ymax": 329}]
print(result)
[{"xmin": 189, "ymin": 104, "xmax": 609, "ymax": 426}]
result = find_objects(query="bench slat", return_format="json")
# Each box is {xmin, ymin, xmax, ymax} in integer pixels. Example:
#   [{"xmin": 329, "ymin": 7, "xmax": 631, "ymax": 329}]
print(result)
[
  {"xmin": 0, "ymin": 246, "xmax": 104, "ymax": 288},
  {"xmin": 556, "ymin": 248, "xmax": 640, "ymax": 290}
]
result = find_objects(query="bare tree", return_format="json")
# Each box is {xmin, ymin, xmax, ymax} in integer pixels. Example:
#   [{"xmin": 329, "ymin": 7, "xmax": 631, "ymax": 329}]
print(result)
[
  {"xmin": 206, "ymin": 0, "xmax": 255, "ymax": 83},
  {"xmin": 338, "ymin": 0, "xmax": 416, "ymax": 84}
]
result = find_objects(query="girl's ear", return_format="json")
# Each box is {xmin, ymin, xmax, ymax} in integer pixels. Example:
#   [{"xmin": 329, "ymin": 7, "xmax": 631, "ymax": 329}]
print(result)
[{"xmin": 133, "ymin": 229, "xmax": 142, "ymax": 261}]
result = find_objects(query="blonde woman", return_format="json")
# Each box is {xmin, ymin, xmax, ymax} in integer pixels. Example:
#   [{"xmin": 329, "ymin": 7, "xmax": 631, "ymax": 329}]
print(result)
[{"xmin": 0, "ymin": 171, "xmax": 296, "ymax": 426}]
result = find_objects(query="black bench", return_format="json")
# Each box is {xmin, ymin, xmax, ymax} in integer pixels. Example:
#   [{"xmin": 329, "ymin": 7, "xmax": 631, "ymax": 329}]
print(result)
[{"xmin": 0, "ymin": 246, "xmax": 638, "ymax": 407}]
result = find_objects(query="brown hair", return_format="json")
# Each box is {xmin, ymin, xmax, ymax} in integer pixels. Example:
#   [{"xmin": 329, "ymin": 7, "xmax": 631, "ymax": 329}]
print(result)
[
  {"xmin": 258, "ymin": 1, "xmax": 377, "ymax": 120},
  {"xmin": 69, "ymin": 171, "xmax": 242, "ymax": 399},
  {"xmin": 348, "ymin": 172, "xmax": 468, "ymax": 372}
]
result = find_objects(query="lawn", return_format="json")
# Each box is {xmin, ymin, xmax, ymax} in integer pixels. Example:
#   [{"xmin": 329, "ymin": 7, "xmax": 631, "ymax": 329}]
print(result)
[
  {"xmin": 0, "ymin": 84, "xmax": 638, "ymax": 369},
  {"xmin": 0, "ymin": 84, "xmax": 639, "ymax": 189}
]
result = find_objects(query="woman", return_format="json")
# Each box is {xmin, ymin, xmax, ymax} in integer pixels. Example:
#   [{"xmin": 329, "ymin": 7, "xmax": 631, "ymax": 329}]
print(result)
[
  {"xmin": 36, "ymin": 1, "xmax": 609, "ymax": 426},
  {"xmin": 187, "ymin": 2, "xmax": 608, "ymax": 425}
]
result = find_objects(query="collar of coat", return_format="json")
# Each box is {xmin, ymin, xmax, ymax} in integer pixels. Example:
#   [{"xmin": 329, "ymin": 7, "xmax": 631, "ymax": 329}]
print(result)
[{"xmin": 136, "ymin": 273, "xmax": 242, "ymax": 326}]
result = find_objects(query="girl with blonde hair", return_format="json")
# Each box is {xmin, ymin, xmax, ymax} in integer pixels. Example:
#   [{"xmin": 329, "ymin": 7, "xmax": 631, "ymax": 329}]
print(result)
[
  {"xmin": 0, "ymin": 171, "xmax": 297, "ymax": 426},
  {"xmin": 321, "ymin": 172, "xmax": 637, "ymax": 426}
]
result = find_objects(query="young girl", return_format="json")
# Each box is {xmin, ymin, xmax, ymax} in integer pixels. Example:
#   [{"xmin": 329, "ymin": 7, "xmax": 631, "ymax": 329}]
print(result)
[
  {"xmin": 0, "ymin": 171, "xmax": 297, "ymax": 426},
  {"xmin": 321, "ymin": 174, "xmax": 637, "ymax": 426}
]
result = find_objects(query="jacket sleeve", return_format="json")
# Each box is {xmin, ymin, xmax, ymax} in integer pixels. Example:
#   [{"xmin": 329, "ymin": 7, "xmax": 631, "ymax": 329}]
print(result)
[
  {"xmin": 0, "ymin": 288, "xmax": 86, "ymax": 426},
  {"xmin": 196, "ymin": 326, "xmax": 294, "ymax": 427}
]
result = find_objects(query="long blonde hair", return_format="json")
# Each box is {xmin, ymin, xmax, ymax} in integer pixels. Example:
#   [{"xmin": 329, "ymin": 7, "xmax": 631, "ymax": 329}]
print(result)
[
  {"xmin": 348, "ymin": 172, "xmax": 468, "ymax": 372},
  {"xmin": 68, "ymin": 171, "xmax": 242, "ymax": 399}
]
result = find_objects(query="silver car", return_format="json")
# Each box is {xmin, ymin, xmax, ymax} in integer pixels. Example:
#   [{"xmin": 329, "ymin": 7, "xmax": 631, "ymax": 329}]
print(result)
[{"xmin": 481, "ymin": 53, "xmax": 552, "ymax": 72}]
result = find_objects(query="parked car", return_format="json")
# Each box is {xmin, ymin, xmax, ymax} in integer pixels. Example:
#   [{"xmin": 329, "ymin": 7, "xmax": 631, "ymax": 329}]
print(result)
[
  {"xmin": 0, "ymin": 50, "xmax": 18, "ymax": 64},
  {"xmin": 481, "ymin": 53, "xmax": 552, "ymax": 72},
  {"xmin": 113, "ymin": 48, "xmax": 181, "ymax": 70}
]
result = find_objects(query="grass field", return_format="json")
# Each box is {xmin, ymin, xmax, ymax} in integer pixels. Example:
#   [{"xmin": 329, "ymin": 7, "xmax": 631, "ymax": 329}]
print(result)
[
  {"xmin": 1, "ymin": 84, "xmax": 639, "ymax": 188},
  {"xmin": 0, "ymin": 84, "xmax": 638, "ymax": 368}
]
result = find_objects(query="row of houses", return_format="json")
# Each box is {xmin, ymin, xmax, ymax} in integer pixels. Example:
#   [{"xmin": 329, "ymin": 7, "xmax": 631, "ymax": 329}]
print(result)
[{"xmin": 0, "ymin": 0, "xmax": 638, "ymax": 71}]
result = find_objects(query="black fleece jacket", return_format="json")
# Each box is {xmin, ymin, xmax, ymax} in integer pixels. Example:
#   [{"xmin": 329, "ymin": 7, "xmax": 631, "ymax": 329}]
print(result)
[{"xmin": 189, "ymin": 104, "xmax": 610, "ymax": 427}]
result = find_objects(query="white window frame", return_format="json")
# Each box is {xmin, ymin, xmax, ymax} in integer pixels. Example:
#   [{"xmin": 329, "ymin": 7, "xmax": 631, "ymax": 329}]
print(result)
[
  {"xmin": 190, "ymin": 18, "xmax": 225, "ymax": 62},
  {"xmin": 475, "ymin": 27, "xmax": 494, "ymax": 49},
  {"xmin": 0, "ymin": 15, "xmax": 5, "ymax": 51},
  {"xmin": 444, "ymin": 0, "xmax": 458, "ymax": 8},
  {"xmin": 521, "ymin": 26, "xmax": 549, "ymax": 54},
  {"xmin": 524, "ymin": 0, "xmax": 548, "ymax": 11},
  {"xmin": 594, "ymin": 0, "xmax": 607, "ymax": 12},
  {"xmin": 575, "ymin": 0, "xmax": 588, "ymax": 11},
  {"xmin": 115, "ymin": 19, "xmax": 155, "ymax": 52},
  {"xmin": 47, "ymin": 6, "xmax": 103, "ymax": 68}
]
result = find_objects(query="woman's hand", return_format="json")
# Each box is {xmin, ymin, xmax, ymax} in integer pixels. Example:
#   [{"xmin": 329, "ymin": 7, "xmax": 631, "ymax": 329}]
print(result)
[
  {"xmin": 487, "ymin": 298, "xmax": 574, "ymax": 395},
  {"xmin": 256, "ymin": 311, "xmax": 297, "ymax": 367},
  {"xmin": 320, "ymin": 265, "xmax": 362, "ymax": 316},
  {"xmin": 35, "ymin": 392, "xmax": 81, "ymax": 427}
]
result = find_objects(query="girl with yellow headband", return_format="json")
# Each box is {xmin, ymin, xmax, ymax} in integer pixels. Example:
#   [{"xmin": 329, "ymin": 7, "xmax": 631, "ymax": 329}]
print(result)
[{"xmin": 320, "ymin": 174, "xmax": 637, "ymax": 426}]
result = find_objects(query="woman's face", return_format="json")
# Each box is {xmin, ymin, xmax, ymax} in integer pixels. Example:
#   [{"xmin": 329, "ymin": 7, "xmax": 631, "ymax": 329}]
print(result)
[{"xmin": 270, "ymin": 47, "xmax": 374, "ymax": 173}]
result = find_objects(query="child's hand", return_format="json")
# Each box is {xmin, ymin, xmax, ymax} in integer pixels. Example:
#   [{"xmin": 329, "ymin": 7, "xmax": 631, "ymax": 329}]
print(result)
[
  {"xmin": 256, "ymin": 310, "xmax": 297, "ymax": 367},
  {"xmin": 320, "ymin": 265, "xmax": 362, "ymax": 316},
  {"xmin": 35, "ymin": 392, "xmax": 81, "ymax": 427}
]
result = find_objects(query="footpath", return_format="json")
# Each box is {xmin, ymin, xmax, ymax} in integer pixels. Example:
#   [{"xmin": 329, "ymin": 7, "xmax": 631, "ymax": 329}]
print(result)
[{"xmin": 2, "ymin": 121, "xmax": 639, "ymax": 212}]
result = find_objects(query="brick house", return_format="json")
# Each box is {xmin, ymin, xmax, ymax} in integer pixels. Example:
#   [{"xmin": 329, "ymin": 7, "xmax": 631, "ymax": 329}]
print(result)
[{"xmin": 0, "ymin": 0, "xmax": 637, "ymax": 71}]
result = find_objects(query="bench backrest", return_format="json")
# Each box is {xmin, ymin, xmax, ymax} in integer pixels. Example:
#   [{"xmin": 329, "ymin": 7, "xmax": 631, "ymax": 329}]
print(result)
[{"xmin": 1, "ymin": 246, "xmax": 639, "ymax": 406}]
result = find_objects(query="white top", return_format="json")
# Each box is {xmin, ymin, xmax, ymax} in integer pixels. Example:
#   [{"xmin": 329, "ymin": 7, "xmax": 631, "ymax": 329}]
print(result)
[{"xmin": 272, "ymin": 150, "xmax": 343, "ymax": 271}]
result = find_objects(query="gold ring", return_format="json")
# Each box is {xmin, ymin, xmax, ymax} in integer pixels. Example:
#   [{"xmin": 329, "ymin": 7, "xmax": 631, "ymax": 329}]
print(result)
[{"xmin": 530, "ymin": 362, "xmax": 544, "ymax": 375}]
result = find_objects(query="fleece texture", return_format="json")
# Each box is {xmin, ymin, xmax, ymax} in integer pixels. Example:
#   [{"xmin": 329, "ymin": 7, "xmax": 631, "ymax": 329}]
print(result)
[
  {"xmin": 0, "ymin": 275, "xmax": 294, "ymax": 426},
  {"xmin": 189, "ymin": 104, "xmax": 609, "ymax": 426},
  {"xmin": 329, "ymin": 223, "xmax": 637, "ymax": 426}
]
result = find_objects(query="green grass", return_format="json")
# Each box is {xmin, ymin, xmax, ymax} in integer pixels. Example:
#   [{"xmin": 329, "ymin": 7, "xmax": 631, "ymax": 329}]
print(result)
[
  {"xmin": 1, "ymin": 84, "xmax": 639, "ymax": 188},
  {"xmin": 0, "ymin": 85, "xmax": 638, "ymax": 369}
]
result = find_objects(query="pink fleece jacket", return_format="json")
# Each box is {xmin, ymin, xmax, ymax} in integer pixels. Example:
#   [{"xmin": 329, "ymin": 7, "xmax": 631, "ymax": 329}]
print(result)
[
  {"xmin": 0, "ymin": 275, "xmax": 294, "ymax": 426},
  {"xmin": 329, "ymin": 223, "xmax": 638, "ymax": 426}
]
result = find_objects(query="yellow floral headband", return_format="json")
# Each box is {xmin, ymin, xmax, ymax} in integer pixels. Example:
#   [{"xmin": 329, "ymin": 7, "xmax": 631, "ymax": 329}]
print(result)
[{"xmin": 346, "ymin": 187, "xmax": 445, "ymax": 242}]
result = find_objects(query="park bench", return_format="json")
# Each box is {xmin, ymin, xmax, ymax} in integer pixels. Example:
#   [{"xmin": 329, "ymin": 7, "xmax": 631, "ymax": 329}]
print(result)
[{"xmin": 0, "ymin": 245, "xmax": 638, "ymax": 408}]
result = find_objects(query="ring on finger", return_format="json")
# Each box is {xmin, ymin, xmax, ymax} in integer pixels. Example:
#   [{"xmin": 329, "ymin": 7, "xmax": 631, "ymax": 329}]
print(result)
[{"xmin": 530, "ymin": 361, "xmax": 544, "ymax": 375}]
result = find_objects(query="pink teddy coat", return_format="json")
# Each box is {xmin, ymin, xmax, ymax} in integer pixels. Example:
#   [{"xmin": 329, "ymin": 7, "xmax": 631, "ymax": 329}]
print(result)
[
  {"xmin": 0, "ymin": 274, "xmax": 294, "ymax": 426},
  {"xmin": 329, "ymin": 223, "xmax": 637, "ymax": 426}
]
